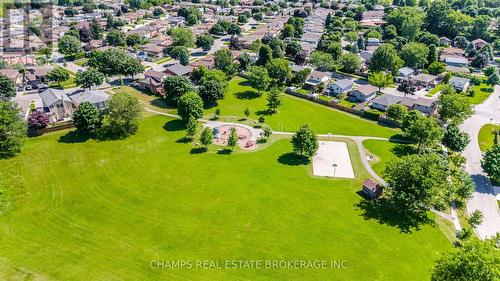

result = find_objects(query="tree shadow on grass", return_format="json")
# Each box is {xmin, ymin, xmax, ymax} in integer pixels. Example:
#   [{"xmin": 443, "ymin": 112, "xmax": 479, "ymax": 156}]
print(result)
[
  {"xmin": 480, "ymin": 87, "xmax": 494, "ymax": 93},
  {"xmin": 391, "ymin": 144, "xmax": 416, "ymax": 157},
  {"xmin": 255, "ymin": 109, "xmax": 273, "ymax": 116},
  {"xmin": 190, "ymin": 147, "xmax": 207, "ymax": 154},
  {"xmin": 355, "ymin": 197, "xmax": 432, "ymax": 233},
  {"xmin": 277, "ymin": 153, "xmax": 310, "ymax": 166},
  {"xmin": 235, "ymin": 90, "xmax": 261, "ymax": 100},
  {"xmin": 150, "ymin": 98, "xmax": 176, "ymax": 110},
  {"xmin": 176, "ymin": 136, "xmax": 192, "ymax": 143},
  {"xmin": 217, "ymin": 148, "xmax": 233, "ymax": 155},
  {"xmin": 238, "ymin": 80, "xmax": 252, "ymax": 87},
  {"xmin": 58, "ymin": 130, "xmax": 90, "ymax": 143},
  {"xmin": 163, "ymin": 119, "xmax": 185, "ymax": 132}
]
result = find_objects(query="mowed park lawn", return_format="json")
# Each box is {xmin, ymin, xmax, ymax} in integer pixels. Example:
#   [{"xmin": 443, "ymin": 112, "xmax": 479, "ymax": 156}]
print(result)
[
  {"xmin": 117, "ymin": 76, "xmax": 399, "ymax": 138},
  {"xmin": 478, "ymin": 124, "xmax": 500, "ymax": 152},
  {"xmin": 0, "ymin": 114, "xmax": 451, "ymax": 280},
  {"xmin": 362, "ymin": 140, "xmax": 413, "ymax": 178}
]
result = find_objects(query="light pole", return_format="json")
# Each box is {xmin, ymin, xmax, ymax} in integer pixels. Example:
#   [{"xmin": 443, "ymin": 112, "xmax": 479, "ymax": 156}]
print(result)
[{"xmin": 332, "ymin": 163, "xmax": 337, "ymax": 178}]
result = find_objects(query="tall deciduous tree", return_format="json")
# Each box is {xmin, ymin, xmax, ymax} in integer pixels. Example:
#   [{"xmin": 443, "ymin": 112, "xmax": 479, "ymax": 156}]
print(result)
[
  {"xmin": 0, "ymin": 74, "xmax": 16, "ymax": 100},
  {"xmin": 177, "ymin": 92, "xmax": 204, "ymax": 123},
  {"xmin": 76, "ymin": 68, "xmax": 104, "ymax": 89},
  {"xmin": 368, "ymin": 72, "xmax": 393, "ymax": 92},
  {"xmin": 47, "ymin": 67, "xmax": 70, "ymax": 86},
  {"xmin": 437, "ymin": 93, "xmax": 472, "ymax": 122},
  {"xmin": 227, "ymin": 127, "xmax": 237, "ymax": 150},
  {"xmin": 369, "ymin": 44, "xmax": 403, "ymax": 75},
  {"xmin": 200, "ymin": 127, "xmax": 213, "ymax": 149},
  {"xmin": 58, "ymin": 34, "xmax": 82, "ymax": 56},
  {"xmin": 73, "ymin": 101, "xmax": 102, "ymax": 134},
  {"xmin": 481, "ymin": 145, "xmax": 500, "ymax": 183},
  {"xmin": 101, "ymin": 93, "xmax": 141, "ymax": 138},
  {"xmin": 0, "ymin": 101, "xmax": 26, "ymax": 158},
  {"xmin": 266, "ymin": 88, "xmax": 282, "ymax": 113},
  {"xmin": 199, "ymin": 80, "xmax": 224, "ymax": 105},
  {"xmin": 291, "ymin": 124, "xmax": 319, "ymax": 158},
  {"xmin": 163, "ymin": 76, "xmax": 195, "ymax": 104},
  {"xmin": 246, "ymin": 66, "xmax": 270, "ymax": 94},
  {"xmin": 442, "ymin": 124, "xmax": 470, "ymax": 153},
  {"xmin": 402, "ymin": 113, "xmax": 443, "ymax": 152}
]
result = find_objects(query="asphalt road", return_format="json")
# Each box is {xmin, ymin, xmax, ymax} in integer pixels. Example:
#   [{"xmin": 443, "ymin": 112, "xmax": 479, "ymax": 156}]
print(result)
[{"xmin": 460, "ymin": 85, "xmax": 500, "ymax": 239}]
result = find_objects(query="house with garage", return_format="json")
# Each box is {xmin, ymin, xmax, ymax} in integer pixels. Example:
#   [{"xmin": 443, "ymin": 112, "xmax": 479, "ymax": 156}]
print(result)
[
  {"xmin": 370, "ymin": 93, "xmax": 404, "ymax": 111},
  {"xmin": 410, "ymin": 73, "xmax": 438, "ymax": 87},
  {"xmin": 138, "ymin": 69, "xmax": 168, "ymax": 96},
  {"xmin": 347, "ymin": 84, "xmax": 378, "ymax": 102},
  {"xmin": 397, "ymin": 67, "xmax": 414, "ymax": 82},
  {"xmin": 165, "ymin": 64, "xmax": 193, "ymax": 77},
  {"xmin": 471, "ymin": 38, "xmax": 487, "ymax": 49},
  {"xmin": 67, "ymin": 90, "xmax": 110, "ymax": 111},
  {"xmin": 39, "ymin": 88, "xmax": 74, "ymax": 122},
  {"xmin": 304, "ymin": 70, "xmax": 331, "ymax": 89},
  {"xmin": 371, "ymin": 93, "xmax": 436, "ymax": 115},
  {"xmin": 444, "ymin": 56, "xmax": 468, "ymax": 67},
  {"xmin": 439, "ymin": 36, "xmax": 452, "ymax": 46},
  {"xmin": 328, "ymin": 79, "xmax": 354, "ymax": 96},
  {"xmin": 449, "ymin": 76, "xmax": 470, "ymax": 92}
]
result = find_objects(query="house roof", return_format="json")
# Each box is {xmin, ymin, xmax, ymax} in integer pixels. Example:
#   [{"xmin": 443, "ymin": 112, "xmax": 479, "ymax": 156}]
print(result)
[
  {"xmin": 411, "ymin": 73, "xmax": 437, "ymax": 83},
  {"xmin": 363, "ymin": 178, "xmax": 380, "ymax": 192},
  {"xmin": 444, "ymin": 56, "xmax": 468, "ymax": 64},
  {"xmin": 68, "ymin": 90, "xmax": 109, "ymax": 105},
  {"xmin": 39, "ymin": 88, "xmax": 70, "ymax": 107},
  {"xmin": 398, "ymin": 67, "xmax": 414, "ymax": 76},
  {"xmin": 372, "ymin": 94, "xmax": 401, "ymax": 106},
  {"xmin": 166, "ymin": 64, "xmax": 192, "ymax": 76},
  {"xmin": 353, "ymin": 84, "xmax": 377, "ymax": 96},
  {"xmin": 144, "ymin": 69, "xmax": 167, "ymax": 82},
  {"xmin": 0, "ymin": 68, "xmax": 20, "ymax": 80},
  {"xmin": 332, "ymin": 79, "xmax": 353, "ymax": 89},
  {"xmin": 449, "ymin": 76, "xmax": 470, "ymax": 88},
  {"xmin": 471, "ymin": 38, "xmax": 487, "ymax": 45}
]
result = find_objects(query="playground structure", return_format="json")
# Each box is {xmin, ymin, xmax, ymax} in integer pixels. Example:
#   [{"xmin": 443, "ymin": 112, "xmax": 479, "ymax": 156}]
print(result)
[{"xmin": 212, "ymin": 125, "xmax": 258, "ymax": 150}]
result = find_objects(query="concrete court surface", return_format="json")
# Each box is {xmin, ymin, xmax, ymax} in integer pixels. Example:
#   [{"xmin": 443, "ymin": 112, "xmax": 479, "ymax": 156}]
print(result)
[{"xmin": 313, "ymin": 141, "xmax": 355, "ymax": 178}]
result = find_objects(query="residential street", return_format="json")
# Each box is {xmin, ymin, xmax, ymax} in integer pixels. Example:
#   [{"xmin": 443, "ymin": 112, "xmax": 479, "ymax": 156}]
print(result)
[{"xmin": 460, "ymin": 85, "xmax": 500, "ymax": 239}]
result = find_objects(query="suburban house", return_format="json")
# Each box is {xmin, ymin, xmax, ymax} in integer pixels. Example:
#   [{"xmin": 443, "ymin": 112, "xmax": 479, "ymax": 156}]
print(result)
[
  {"xmin": 138, "ymin": 69, "xmax": 168, "ymax": 96},
  {"xmin": 165, "ymin": 64, "xmax": 192, "ymax": 77},
  {"xmin": 471, "ymin": 38, "xmax": 487, "ymax": 49},
  {"xmin": 85, "ymin": 40, "xmax": 105, "ymax": 51},
  {"xmin": 366, "ymin": 38, "xmax": 380, "ymax": 47},
  {"xmin": 304, "ymin": 70, "xmax": 331, "ymax": 89},
  {"xmin": 439, "ymin": 36, "xmax": 452, "ymax": 46},
  {"xmin": 444, "ymin": 56, "xmax": 468, "ymax": 67},
  {"xmin": 67, "ymin": 90, "xmax": 110, "ymax": 111},
  {"xmin": 190, "ymin": 55, "xmax": 215, "ymax": 69},
  {"xmin": 347, "ymin": 84, "xmax": 377, "ymax": 102},
  {"xmin": 397, "ymin": 67, "xmax": 414, "ymax": 81},
  {"xmin": 410, "ymin": 73, "xmax": 438, "ymax": 87},
  {"xmin": 328, "ymin": 79, "xmax": 354, "ymax": 96},
  {"xmin": 449, "ymin": 76, "xmax": 470, "ymax": 92},
  {"xmin": 0, "ymin": 68, "xmax": 22, "ymax": 87},
  {"xmin": 141, "ymin": 43, "xmax": 165, "ymax": 58},
  {"xmin": 371, "ymin": 94, "xmax": 436, "ymax": 115},
  {"xmin": 362, "ymin": 178, "xmax": 382, "ymax": 199},
  {"xmin": 39, "ymin": 89, "xmax": 74, "ymax": 122}
]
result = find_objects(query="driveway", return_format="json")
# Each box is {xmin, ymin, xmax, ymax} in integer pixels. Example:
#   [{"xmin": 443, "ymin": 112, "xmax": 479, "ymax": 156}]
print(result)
[{"xmin": 460, "ymin": 85, "xmax": 500, "ymax": 239}]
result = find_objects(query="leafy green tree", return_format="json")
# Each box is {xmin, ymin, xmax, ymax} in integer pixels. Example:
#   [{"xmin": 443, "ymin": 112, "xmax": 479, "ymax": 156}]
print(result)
[
  {"xmin": 402, "ymin": 113, "xmax": 443, "ymax": 152},
  {"xmin": 227, "ymin": 127, "xmax": 238, "ymax": 150},
  {"xmin": 282, "ymin": 24, "xmax": 295, "ymax": 38},
  {"xmin": 437, "ymin": 93, "xmax": 472, "ymax": 122},
  {"xmin": 482, "ymin": 66, "xmax": 497, "ymax": 77},
  {"xmin": 47, "ymin": 67, "xmax": 70, "ymax": 86},
  {"xmin": 185, "ymin": 115, "xmax": 197, "ymax": 140},
  {"xmin": 431, "ymin": 238, "xmax": 499, "ymax": 281},
  {"xmin": 285, "ymin": 40, "xmax": 302, "ymax": 57},
  {"xmin": 266, "ymin": 88, "xmax": 282, "ymax": 113},
  {"xmin": 424, "ymin": 0, "xmax": 451, "ymax": 36},
  {"xmin": 199, "ymin": 127, "xmax": 213, "ymax": 149},
  {"xmin": 428, "ymin": 62, "xmax": 446, "ymax": 75},
  {"xmin": 101, "ymin": 93, "xmax": 141, "ymax": 138},
  {"xmin": 237, "ymin": 53, "xmax": 253, "ymax": 71},
  {"xmin": 442, "ymin": 124, "xmax": 470, "ymax": 153},
  {"xmin": 369, "ymin": 44, "xmax": 403, "ymax": 74},
  {"xmin": 257, "ymin": 45, "xmax": 272, "ymax": 66},
  {"xmin": 467, "ymin": 210, "xmax": 483, "ymax": 228},
  {"xmin": 291, "ymin": 124, "xmax": 319, "ymax": 158},
  {"xmin": 401, "ymin": 18, "xmax": 421, "ymax": 41},
  {"xmin": 73, "ymin": 101, "xmax": 102, "ymax": 134},
  {"xmin": 58, "ymin": 34, "xmax": 82, "ymax": 56},
  {"xmin": 199, "ymin": 80, "xmax": 224, "ymax": 105},
  {"xmin": 309, "ymin": 51, "xmax": 335, "ymax": 72},
  {"xmin": 244, "ymin": 107, "xmax": 250, "ymax": 119},
  {"xmin": 368, "ymin": 72, "xmax": 393, "ymax": 92},
  {"xmin": 169, "ymin": 46, "xmax": 190, "ymax": 66},
  {"xmin": 106, "ymin": 29, "xmax": 126, "ymax": 47},
  {"xmin": 177, "ymin": 92, "xmax": 203, "ymax": 123},
  {"xmin": 163, "ymin": 76, "xmax": 195, "ymax": 104},
  {"xmin": 87, "ymin": 48, "xmax": 144, "ymax": 77},
  {"xmin": 470, "ymin": 15, "xmax": 491, "ymax": 39},
  {"xmin": 266, "ymin": 58, "xmax": 291, "ymax": 85},
  {"xmin": 486, "ymin": 73, "xmax": 499, "ymax": 87},
  {"xmin": 0, "ymin": 74, "xmax": 16, "ymax": 100},
  {"xmin": 338, "ymin": 53, "xmax": 361, "ymax": 74},
  {"xmin": 196, "ymin": 34, "xmax": 214, "ymax": 52},
  {"xmin": 0, "ymin": 101, "xmax": 26, "ymax": 158},
  {"xmin": 386, "ymin": 104, "xmax": 407, "ymax": 122},
  {"xmin": 291, "ymin": 68, "xmax": 311, "ymax": 86},
  {"xmin": 126, "ymin": 34, "xmax": 144, "ymax": 47},
  {"xmin": 397, "ymin": 80, "xmax": 416, "ymax": 96},
  {"xmin": 214, "ymin": 49, "xmax": 237, "ymax": 75},
  {"xmin": 246, "ymin": 66, "xmax": 270, "ymax": 94},
  {"xmin": 400, "ymin": 43, "xmax": 429, "ymax": 68},
  {"xmin": 169, "ymin": 27, "xmax": 195, "ymax": 47},
  {"xmin": 75, "ymin": 68, "xmax": 104, "ymax": 89},
  {"xmin": 481, "ymin": 145, "xmax": 500, "ymax": 183}
]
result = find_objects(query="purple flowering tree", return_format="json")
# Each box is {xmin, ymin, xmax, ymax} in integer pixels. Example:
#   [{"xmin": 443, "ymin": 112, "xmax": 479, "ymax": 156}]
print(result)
[{"xmin": 27, "ymin": 111, "xmax": 50, "ymax": 130}]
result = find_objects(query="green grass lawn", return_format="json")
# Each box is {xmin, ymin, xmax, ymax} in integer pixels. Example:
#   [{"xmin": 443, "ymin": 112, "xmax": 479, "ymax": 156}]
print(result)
[
  {"xmin": 73, "ymin": 58, "xmax": 88, "ymax": 67},
  {"xmin": 363, "ymin": 139, "xmax": 413, "ymax": 178},
  {"xmin": 0, "ymin": 115, "xmax": 450, "ymax": 280},
  {"xmin": 467, "ymin": 83, "xmax": 494, "ymax": 105},
  {"xmin": 155, "ymin": 57, "xmax": 172, "ymax": 64},
  {"xmin": 205, "ymin": 77, "xmax": 399, "ymax": 138},
  {"xmin": 426, "ymin": 84, "xmax": 442, "ymax": 97},
  {"xmin": 478, "ymin": 124, "xmax": 500, "ymax": 152}
]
